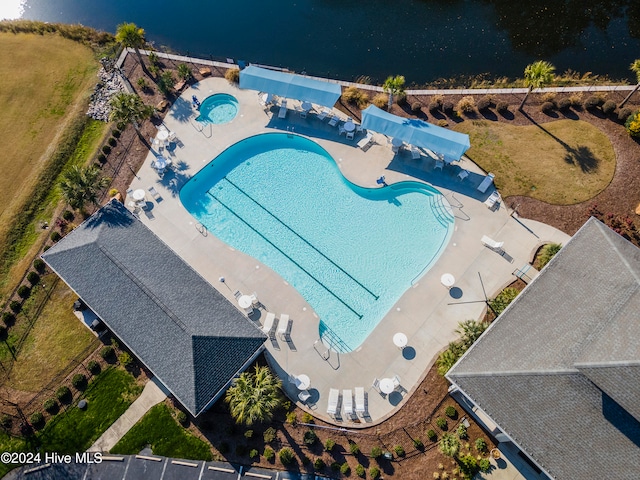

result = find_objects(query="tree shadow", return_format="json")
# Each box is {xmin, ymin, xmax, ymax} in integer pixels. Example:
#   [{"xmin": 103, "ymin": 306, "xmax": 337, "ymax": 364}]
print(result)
[
  {"xmin": 498, "ymin": 109, "xmax": 514, "ymax": 120},
  {"xmin": 480, "ymin": 109, "xmax": 498, "ymax": 121},
  {"xmin": 559, "ymin": 108, "xmax": 579, "ymax": 120}
]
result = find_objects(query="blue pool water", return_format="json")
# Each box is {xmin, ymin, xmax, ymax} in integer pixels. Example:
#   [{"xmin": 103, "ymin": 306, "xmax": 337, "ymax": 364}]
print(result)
[
  {"xmin": 196, "ymin": 94, "xmax": 239, "ymax": 124},
  {"xmin": 180, "ymin": 133, "xmax": 454, "ymax": 352}
]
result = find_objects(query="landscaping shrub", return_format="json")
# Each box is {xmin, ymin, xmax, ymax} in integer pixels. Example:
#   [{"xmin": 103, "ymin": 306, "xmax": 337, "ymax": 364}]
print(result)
[
  {"xmin": 2, "ymin": 312, "xmax": 15, "ymax": 326},
  {"xmin": 583, "ymin": 95, "xmax": 601, "ymax": 110},
  {"xmin": 148, "ymin": 51, "xmax": 159, "ymax": 66},
  {"xmin": 456, "ymin": 96, "xmax": 476, "ymax": 115},
  {"xmin": 116, "ymin": 121, "xmax": 127, "ymax": 131},
  {"xmin": 340, "ymin": 463, "xmax": 351, "ymax": 475},
  {"xmin": 72, "ymin": 373, "xmax": 87, "ymax": 390},
  {"xmin": 249, "ymin": 448, "xmax": 259, "ymax": 459},
  {"xmin": 394, "ymin": 445, "xmax": 405, "ymax": 457},
  {"xmin": 27, "ymin": 271, "xmax": 40, "ymax": 285},
  {"xmin": 445, "ymin": 406, "xmax": 457, "ymax": 418},
  {"xmin": 436, "ymin": 417, "xmax": 448, "ymax": 430},
  {"xmin": 176, "ymin": 410, "xmax": 188, "ymax": 425},
  {"xmin": 413, "ymin": 438, "xmax": 424, "ymax": 450},
  {"xmin": 325, "ymin": 438, "xmax": 336, "ymax": 452},
  {"xmin": 479, "ymin": 458, "xmax": 491, "ymax": 472},
  {"xmin": 625, "ymin": 111, "xmax": 640, "ymax": 137},
  {"xmin": 263, "ymin": 446, "xmax": 275, "ymax": 462},
  {"xmin": 489, "ymin": 287, "xmax": 520, "ymax": 315},
  {"xmin": 437, "ymin": 119, "xmax": 448, "ymax": 127},
  {"xmin": 396, "ymin": 91, "xmax": 407, "ymax": 106},
  {"xmin": 443, "ymin": 101, "xmax": 454, "ymax": 114},
  {"xmin": 557, "ymin": 97, "xmax": 571, "ymax": 111},
  {"xmin": 118, "ymin": 352, "xmax": 133, "ymax": 367},
  {"xmin": 101, "ymin": 145, "xmax": 111, "ymax": 155},
  {"xmin": 0, "ymin": 415, "xmax": 12, "ymax": 429},
  {"xmin": 112, "ymin": 129, "xmax": 121, "ymax": 138},
  {"xmin": 602, "ymin": 100, "xmax": 617, "ymax": 115},
  {"xmin": 108, "ymin": 188, "xmax": 119, "ymax": 197},
  {"xmin": 475, "ymin": 438, "xmax": 487, "ymax": 452},
  {"xmin": 30, "ymin": 412, "xmax": 44, "ymax": 428},
  {"xmin": 456, "ymin": 424, "xmax": 468, "ymax": 439},
  {"xmin": 303, "ymin": 429, "xmax": 318, "ymax": 445},
  {"xmin": 540, "ymin": 101, "xmax": 555, "ymax": 113},
  {"xmin": 285, "ymin": 411, "xmax": 297, "ymax": 424},
  {"xmin": 263, "ymin": 427, "xmax": 276, "ymax": 443},
  {"xmin": 331, "ymin": 461, "xmax": 341, "ymax": 471},
  {"xmin": 225, "ymin": 68, "xmax": 240, "ymax": 84},
  {"xmin": 278, "ymin": 447, "xmax": 294, "ymax": 465},
  {"xmin": 34, "ymin": 258, "xmax": 47, "ymax": 272},
  {"xmin": 97, "ymin": 153, "xmax": 107, "ymax": 164},
  {"xmin": 177, "ymin": 63, "xmax": 193, "ymax": 81},
  {"xmin": 108, "ymin": 137, "xmax": 117, "ymax": 147},
  {"xmin": 87, "ymin": 360, "xmax": 101, "ymax": 375},
  {"xmin": 157, "ymin": 71, "xmax": 175, "ymax": 96},
  {"xmin": 569, "ymin": 93, "xmax": 583, "ymax": 108},
  {"xmin": 43, "ymin": 398, "xmax": 58, "ymax": 414},
  {"xmin": 457, "ymin": 453, "xmax": 479, "ymax": 478},
  {"xmin": 244, "ymin": 429, "xmax": 253, "ymax": 439},
  {"xmin": 355, "ymin": 464, "xmax": 365, "ymax": 477},
  {"xmin": 371, "ymin": 446, "xmax": 383, "ymax": 458},
  {"xmin": 50, "ymin": 231, "xmax": 61, "ymax": 242},
  {"xmin": 496, "ymin": 101, "xmax": 509, "ymax": 113},
  {"xmin": 541, "ymin": 92, "xmax": 556, "ymax": 104},
  {"xmin": 17, "ymin": 285, "xmax": 31, "ymax": 299},
  {"xmin": 618, "ymin": 107, "xmax": 633, "ymax": 123},
  {"xmin": 100, "ymin": 346, "xmax": 114, "ymax": 360},
  {"xmin": 427, "ymin": 429, "xmax": 437, "ymax": 441},
  {"xmin": 369, "ymin": 466, "xmax": 381, "ymax": 479},
  {"xmin": 372, "ymin": 93, "xmax": 388, "ymax": 109},
  {"xmin": 342, "ymin": 86, "xmax": 369, "ymax": 108},
  {"xmin": 301, "ymin": 411, "xmax": 314, "ymax": 423},
  {"xmin": 428, "ymin": 101, "xmax": 441, "ymax": 113},
  {"xmin": 349, "ymin": 442, "xmax": 360, "ymax": 454},
  {"xmin": 313, "ymin": 458, "xmax": 325, "ymax": 470},
  {"xmin": 476, "ymin": 96, "xmax": 492, "ymax": 111},
  {"xmin": 538, "ymin": 243, "xmax": 562, "ymax": 268},
  {"xmin": 9, "ymin": 301, "xmax": 21, "ymax": 313},
  {"xmin": 431, "ymin": 94, "xmax": 444, "ymax": 108},
  {"xmin": 411, "ymin": 101, "xmax": 422, "ymax": 113}
]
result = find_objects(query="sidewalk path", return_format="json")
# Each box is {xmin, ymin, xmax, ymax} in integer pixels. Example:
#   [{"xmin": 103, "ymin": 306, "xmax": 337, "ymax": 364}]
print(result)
[{"xmin": 88, "ymin": 378, "xmax": 167, "ymax": 453}]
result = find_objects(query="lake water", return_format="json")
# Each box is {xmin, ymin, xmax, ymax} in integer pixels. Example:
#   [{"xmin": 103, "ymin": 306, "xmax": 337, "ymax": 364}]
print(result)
[{"xmin": 4, "ymin": 0, "xmax": 640, "ymax": 84}]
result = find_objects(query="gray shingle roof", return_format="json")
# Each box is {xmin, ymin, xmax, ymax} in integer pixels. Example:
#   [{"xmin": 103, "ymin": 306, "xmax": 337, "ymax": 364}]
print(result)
[
  {"xmin": 447, "ymin": 217, "xmax": 640, "ymax": 480},
  {"xmin": 42, "ymin": 200, "xmax": 266, "ymax": 416}
]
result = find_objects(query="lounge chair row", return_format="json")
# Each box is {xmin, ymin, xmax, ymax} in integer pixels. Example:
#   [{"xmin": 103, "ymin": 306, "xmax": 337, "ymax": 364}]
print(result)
[
  {"xmin": 326, "ymin": 387, "xmax": 366, "ymax": 419},
  {"xmin": 261, "ymin": 312, "xmax": 292, "ymax": 341}
]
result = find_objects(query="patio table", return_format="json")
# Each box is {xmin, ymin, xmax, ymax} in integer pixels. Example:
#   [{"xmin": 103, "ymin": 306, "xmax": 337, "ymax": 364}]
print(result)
[
  {"xmin": 441, "ymin": 273, "xmax": 455, "ymax": 289},
  {"xmin": 393, "ymin": 332, "xmax": 408, "ymax": 349},
  {"xmin": 157, "ymin": 130, "xmax": 169, "ymax": 142},
  {"xmin": 344, "ymin": 121, "xmax": 356, "ymax": 132},
  {"xmin": 295, "ymin": 374, "xmax": 310, "ymax": 390},
  {"xmin": 238, "ymin": 295, "xmax": 253, "ymax": 310},
  {"xmin": 379, "ymin": 378, "xmax": 394, "ymax": 394},
  {"xmin": 132, "ymin": 189, "xmax": 145, "ymax": 201},
  {"xmin": 301, "ymin": 101, "xmax": 313, "ymax": 112}
]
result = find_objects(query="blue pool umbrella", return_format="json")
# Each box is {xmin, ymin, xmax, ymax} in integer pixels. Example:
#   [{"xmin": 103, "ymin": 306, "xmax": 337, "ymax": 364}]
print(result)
[
  {"xmin": 239, "ymin": 66, "xmax": 342, "ymax": 108},
  {"xmin": 361, "ymin": 105, "xmax": 471, "ymax": 161}
]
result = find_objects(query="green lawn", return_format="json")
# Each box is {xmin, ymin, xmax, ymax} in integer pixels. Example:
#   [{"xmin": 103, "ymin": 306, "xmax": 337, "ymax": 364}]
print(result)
[
  {"xmin": 453, "ymin": 119, "xmax": 615, "ymax": 205},
  {"xmin": 111, "ymin": 403, "xmax": 213, "ymax": 461},
  {"xmin": 37, "ymin": 367, "xmax": 142, "ymax": 453}
]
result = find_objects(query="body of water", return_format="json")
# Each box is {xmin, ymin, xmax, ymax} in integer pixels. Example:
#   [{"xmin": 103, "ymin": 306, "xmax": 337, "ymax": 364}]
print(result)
[{"xmin": 4, "ymin": 0, "xmax": 640, "ymax": 84}]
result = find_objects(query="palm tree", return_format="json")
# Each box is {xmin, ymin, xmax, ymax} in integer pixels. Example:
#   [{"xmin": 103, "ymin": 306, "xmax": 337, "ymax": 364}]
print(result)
[
  {"xmin": 439, "ymin": 433, "xmax": 461, "ymax": 458},
  {"xmin": 436, "ymin": 342, "xmax": 465, "ymax": 376},
  {"xmin": 383, "ymin": 75, "xmax": 406, "ymax": 109},
  {"xmin": 109, "ymin": 92, "xmax": 154, "ymax": 136},
  {"xmin": 455, "ymin": 320, "xmax": 488, "ymax": 350},
  {"xmin": 59, "ymin": 165, "xmax": 110, "ymax": 212},
  {"xmin": 225, "ymin": 365, "xmax": 283, "ymax": 426},
  {"xmin": 519, "ymin": 60, "xmax": 555, "ymax": 111},
  {"xmin": 618, "ymin": 59, "xmax": 640, "ymax": 108},
  {"xmin": 115, "ymin": 22, "xmax": 148, "ymax": 72}
]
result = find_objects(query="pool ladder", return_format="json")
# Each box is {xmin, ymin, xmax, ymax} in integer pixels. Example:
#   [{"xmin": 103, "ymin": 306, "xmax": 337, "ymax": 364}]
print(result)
[{"xmin": 286, "ymin": 126, "xmax": 295, "ymax": 138}]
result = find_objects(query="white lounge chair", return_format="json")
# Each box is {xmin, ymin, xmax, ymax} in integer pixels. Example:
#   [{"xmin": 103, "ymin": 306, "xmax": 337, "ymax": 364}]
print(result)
[
  {"xmin": 278, "ymin": 100, "xmax": 288, "ymax": 119},
  {"xmin": 328, "ymin": 116, "xmax": 340, "ymax": 127},
  {"xmin": 343, "ymin": 389, "xmax": 354, "ymax": 419},
  {"xmin": 316, "ymin": 109, "xmax": 330, "ymax": 121},
  {"xmin": 277, "ymin": 313, "xmax": 289, "ymax": 339},
  {"xmin": 148, "ymin": 186, "xmax": 162, "ymax": 202},
  {"xmin": 424, "ymin": 148, "xmax": 440, "ymax": 161},
  {"xmin": 372, "ymin": 378, "xmax": 384, "ymax": 396},
  {"xmin": 357, "ymin": 133, "xmax": 374, "ymax": 150},
  {"xmin": 484, "ymin": 191, "xmax": 501, "ymax": 210},
  {"xmin": 411, "ymin": 146, "xmax": 421, "ymax": 160},
  {"xmin": 481, "ymin": 235, "xmax": 504, "ymax": 253},
  {"xmin": 477, "ymin": 172, "xmax": 495, "ymax": 193},
  {"xmin": 262, "ymin": 312, "xmax": 276, "ymax": 335},
  {"xmin": 355, "ymin": 387, "xmax": 365, "ymax": 416},
  {"xmin": 458, "ymin": 169, "xmax": 469, "ymax": 181},
  {"xmin": 327, "ymin": 388, "xmax": 339, "ymax": 416}
]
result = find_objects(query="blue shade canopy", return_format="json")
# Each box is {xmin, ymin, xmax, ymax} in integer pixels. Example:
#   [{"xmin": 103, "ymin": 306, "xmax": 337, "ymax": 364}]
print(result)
[
  {"xmin": 239, "ymin": 66, "xmax": 342, "ymax": 108},
  {"xmin": 361, "ymin": 105, "xmax": 471, "ymax": 160}
]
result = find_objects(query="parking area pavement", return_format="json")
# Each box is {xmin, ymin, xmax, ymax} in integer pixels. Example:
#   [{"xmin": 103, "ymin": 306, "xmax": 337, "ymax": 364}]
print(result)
[{"xmin": 4, "ymin": 455, "xmax": 322, "ymax": 480}]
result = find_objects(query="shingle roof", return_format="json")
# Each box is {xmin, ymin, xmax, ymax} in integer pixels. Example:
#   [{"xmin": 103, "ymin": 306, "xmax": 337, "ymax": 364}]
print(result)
[
  {"xmin": 447, "ymin": 217, "xmax": 640, "ymax": 480},
  {"xmin": 42, "ymin": 200, "xmax": 266, "ymax": 416}
]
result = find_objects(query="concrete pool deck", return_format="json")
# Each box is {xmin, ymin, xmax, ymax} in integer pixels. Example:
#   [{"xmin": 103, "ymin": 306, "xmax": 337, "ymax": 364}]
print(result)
[{"xmin": 127, "ymin": 77, "xmax": 570, "ymax": 426}]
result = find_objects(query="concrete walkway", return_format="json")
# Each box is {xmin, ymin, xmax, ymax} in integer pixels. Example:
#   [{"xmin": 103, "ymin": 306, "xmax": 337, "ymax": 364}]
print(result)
[{"xmin": 88, "ymin": 379, "xmax": 167, "ymax": 453}]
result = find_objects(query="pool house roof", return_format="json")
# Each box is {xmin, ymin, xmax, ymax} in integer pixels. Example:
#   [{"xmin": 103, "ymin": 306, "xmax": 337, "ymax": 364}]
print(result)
[
  {"xmin": 239, "ymin": 65, "xmax": 342, "ymax": 108},
  {"xmin": 446, "ymin": 217, "xmax": 640, "ymax": 479},
  {"xmin": 41, "ymin": 200, "xmax": 267, "ymax": 417},
  {"xmin": 361, "ymin": 105, "xmax": 471, "ymax": 161}
]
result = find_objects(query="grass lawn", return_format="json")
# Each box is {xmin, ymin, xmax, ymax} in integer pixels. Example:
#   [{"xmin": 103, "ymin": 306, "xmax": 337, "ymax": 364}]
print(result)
[
  {"xmin": 111, "ymin": 403, "xmax": 213, "ymax": 461},
  {"xmin": 453, "ymin": 119, "xmax": 616, "ymax": 204},
  {"xmin": 7, "ymin": 280, "xmax": 95, "ymax": 392},
  {"xmin": 37, "ymin": 366, "xmax": 142, "ymax": 454},
  {"xmin": 0, "ymin": 33, "xmax": 100, "ymax": 293}
]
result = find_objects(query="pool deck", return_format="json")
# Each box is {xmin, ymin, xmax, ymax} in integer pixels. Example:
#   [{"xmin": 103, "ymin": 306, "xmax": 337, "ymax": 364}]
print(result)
[{"xmin": 127, "ymin": 77, "xmax": 570, "ymax": 426}]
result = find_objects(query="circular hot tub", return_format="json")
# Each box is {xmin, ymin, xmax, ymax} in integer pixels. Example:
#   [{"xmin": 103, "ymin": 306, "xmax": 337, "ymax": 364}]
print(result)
[{"xmin": 196, "ymin": 93, "xmax": 238, "ymax": 124}]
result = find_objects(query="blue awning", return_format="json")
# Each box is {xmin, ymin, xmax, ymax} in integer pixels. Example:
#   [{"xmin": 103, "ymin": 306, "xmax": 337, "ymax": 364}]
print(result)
[
  {"xmin": 239, "ymin": 66, "xmax": 342, "ymax": 108},
  {"xmin": 361, "ymin": 105, "xmax": 470, "ymax": 160}
]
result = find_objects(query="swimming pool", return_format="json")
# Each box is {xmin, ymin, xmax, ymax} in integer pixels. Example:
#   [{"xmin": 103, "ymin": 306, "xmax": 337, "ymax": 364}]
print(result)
[
  {"xmin": 180, "ymin": 133, "xmax": 454, "ymax": 352},
  {"xmin": 195, "ymin": 93, "xmax": 239, "ymax": 124}
]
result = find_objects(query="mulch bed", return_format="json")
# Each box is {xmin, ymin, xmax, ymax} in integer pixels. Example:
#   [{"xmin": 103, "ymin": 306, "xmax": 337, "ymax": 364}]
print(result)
[{"xmin": 95, "ymin": 55, "xmax": 640, "ymax": 477}]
